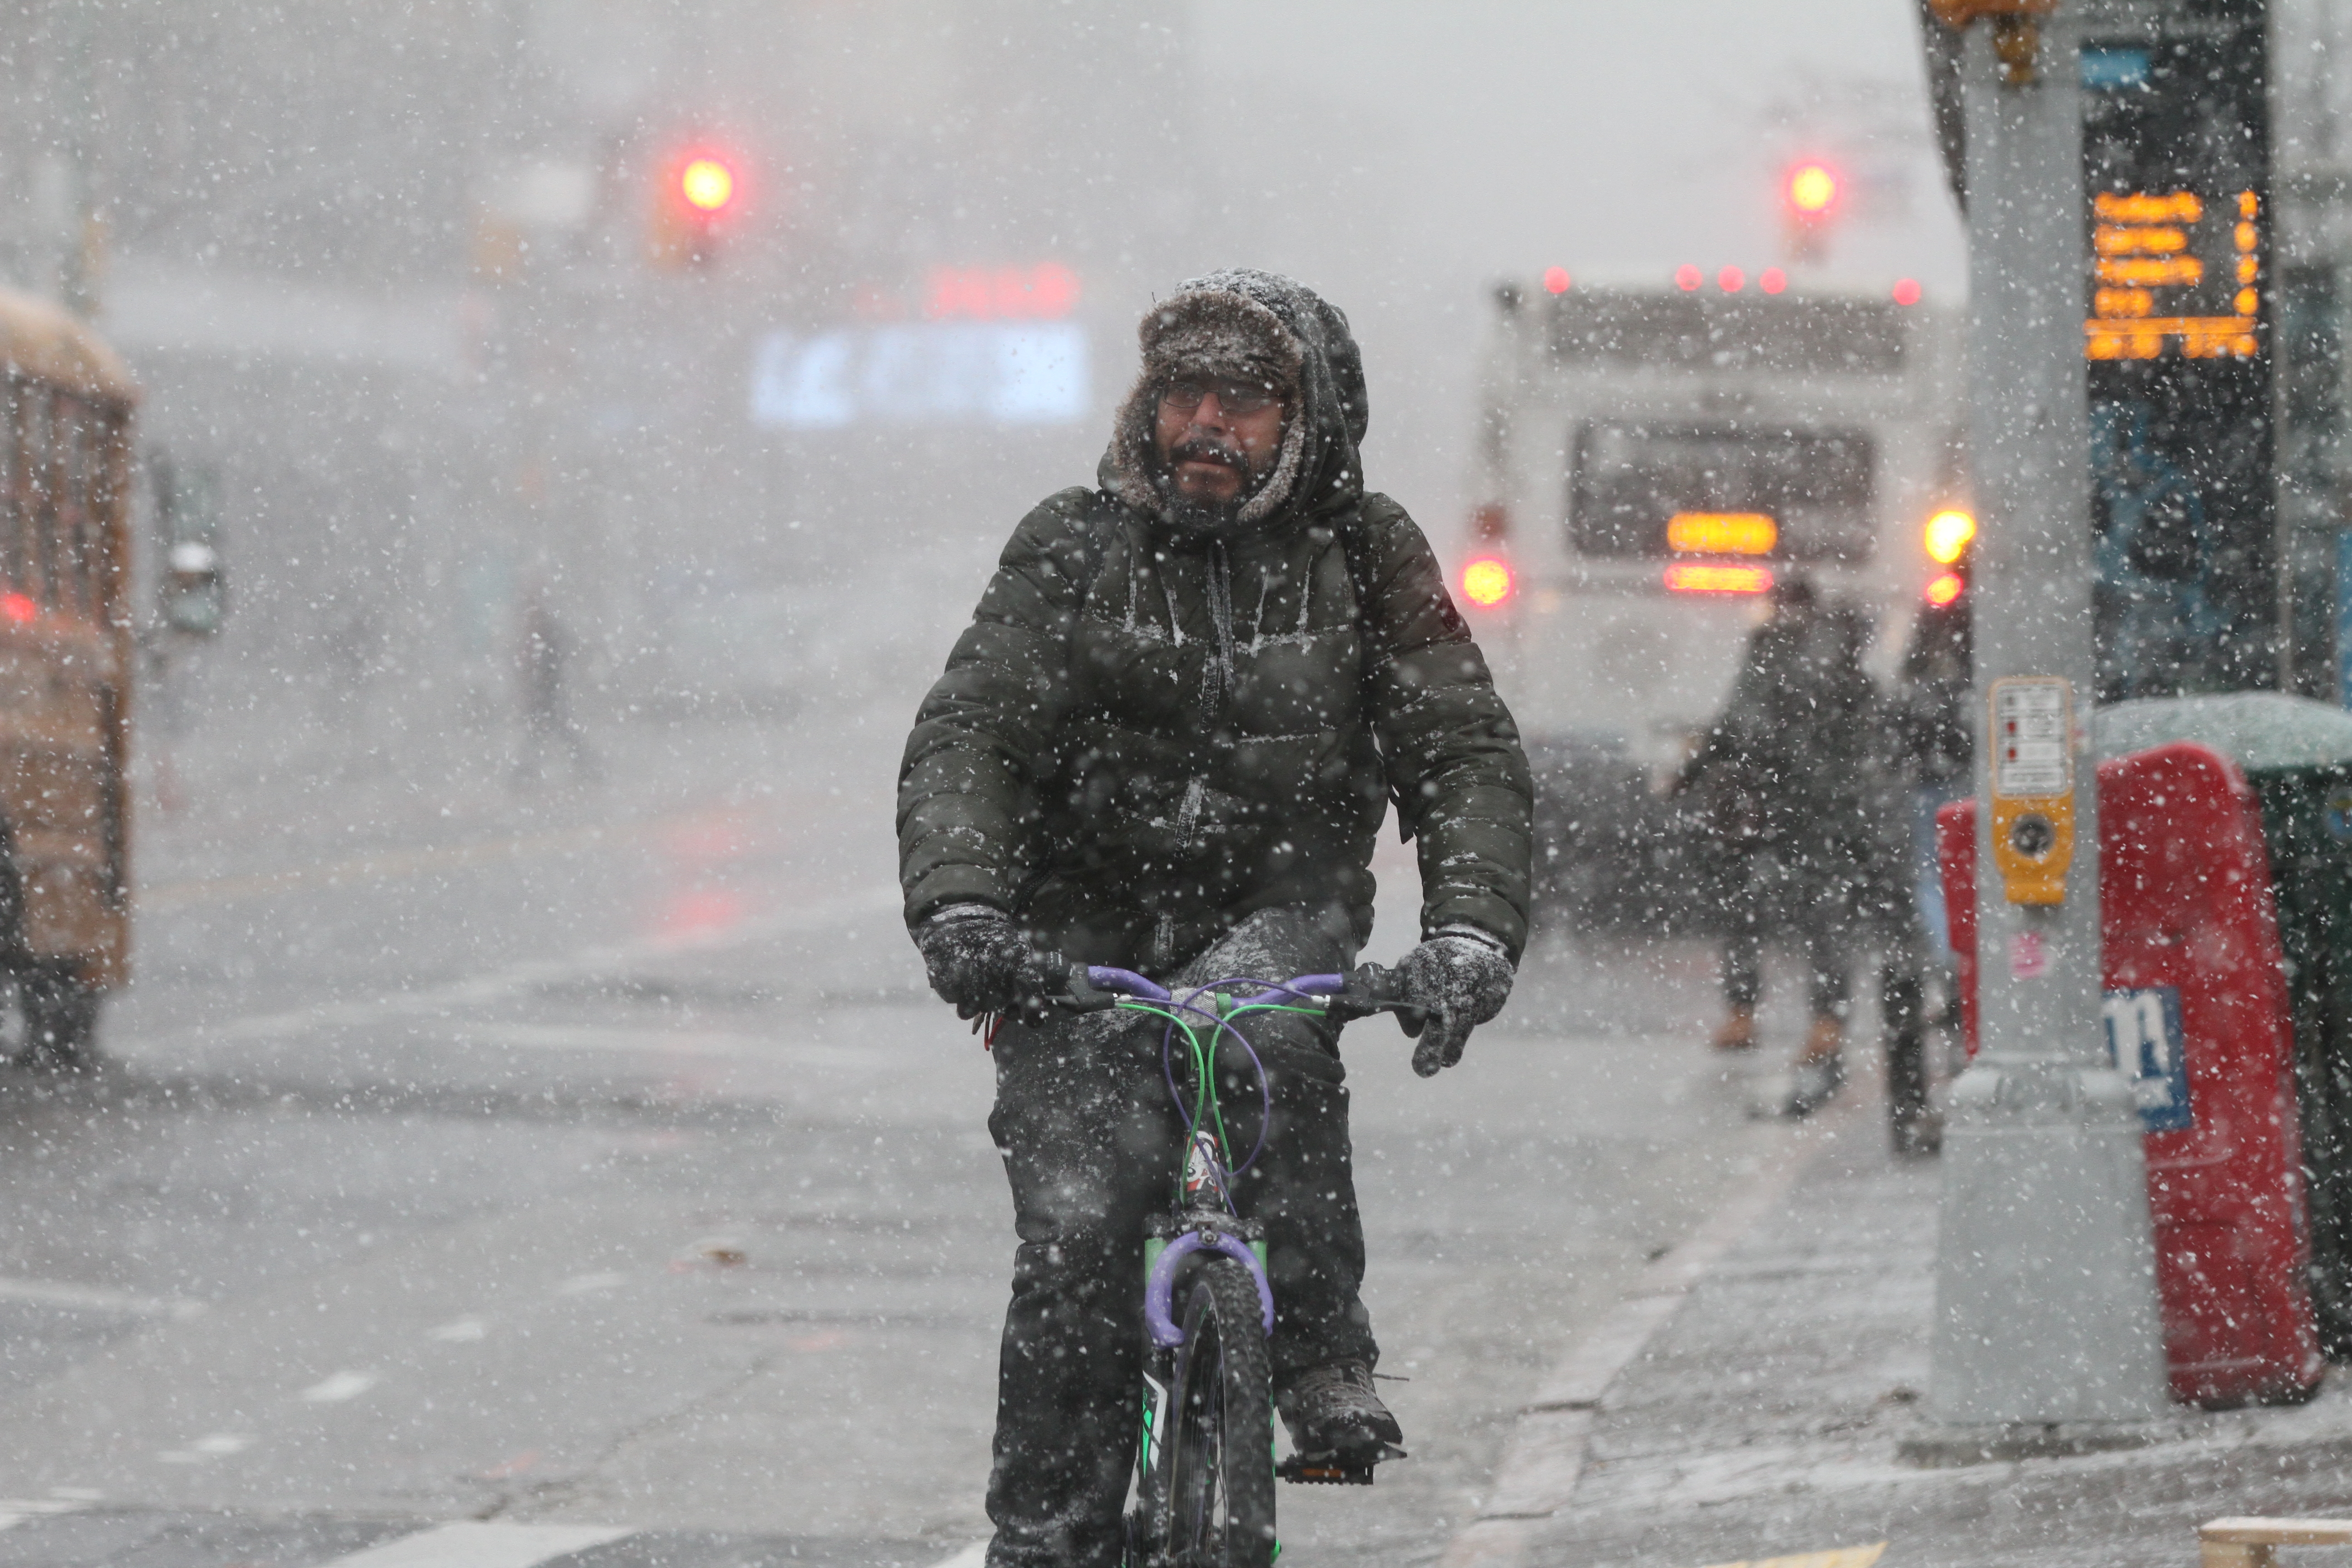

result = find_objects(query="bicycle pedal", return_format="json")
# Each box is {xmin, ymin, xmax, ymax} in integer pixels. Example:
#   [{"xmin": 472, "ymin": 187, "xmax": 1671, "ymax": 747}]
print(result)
[{"xmin": 1277, "ymin": 1445, "xmax": 1402, "ymax": 1485}]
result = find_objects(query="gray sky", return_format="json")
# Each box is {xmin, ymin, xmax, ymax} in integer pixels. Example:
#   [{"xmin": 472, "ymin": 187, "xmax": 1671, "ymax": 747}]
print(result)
[
  {"xmin": 1191, "ymin": 0, "xmax": 1965, "ymax": 290},
  {"xmin": 1182, "ymin": 0, "xmax": 1969, "ymax": 528}
]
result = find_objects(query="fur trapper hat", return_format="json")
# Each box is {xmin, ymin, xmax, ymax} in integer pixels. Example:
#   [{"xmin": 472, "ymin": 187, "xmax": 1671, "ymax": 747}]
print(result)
[{"xmin": 1105, "ymin": 283, "xmax": 1311, "ymax": 530}]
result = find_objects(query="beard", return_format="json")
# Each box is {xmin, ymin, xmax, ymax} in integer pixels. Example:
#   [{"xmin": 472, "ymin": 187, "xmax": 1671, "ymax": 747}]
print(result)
[{"xmin": 1152, "ymin": 435, "xmax": 1265, "ymax": 537}]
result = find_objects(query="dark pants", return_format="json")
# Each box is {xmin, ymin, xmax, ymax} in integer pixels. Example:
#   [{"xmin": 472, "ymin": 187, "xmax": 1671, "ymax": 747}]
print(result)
[
  {"xmin": 1720, "ymin": 853, "xmax": 1855, "ymax": 1021},
  {"xmin": 983, "ymin": 905, "xmax": 1374, "ymax": 1568}
]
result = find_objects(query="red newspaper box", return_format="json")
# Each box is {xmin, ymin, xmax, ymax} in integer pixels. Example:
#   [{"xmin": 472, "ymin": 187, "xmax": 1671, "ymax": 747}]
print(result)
[{"xmin": 1938, "ymin": 741, "xmax": 2324, "ymax": 1406}]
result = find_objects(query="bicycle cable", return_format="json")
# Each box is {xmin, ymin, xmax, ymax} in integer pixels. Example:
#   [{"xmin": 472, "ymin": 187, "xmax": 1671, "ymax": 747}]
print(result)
[{"xmin": 1118, "ymin": 980, "xmax": 1327, "ymax": 1181}]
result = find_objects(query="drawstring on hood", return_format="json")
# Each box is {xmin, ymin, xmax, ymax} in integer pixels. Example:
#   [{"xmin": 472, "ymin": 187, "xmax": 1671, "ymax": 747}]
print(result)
[
  {"xmin": 1098, "ymin": 271, "xmax": 1374, "ymax": 725},
  {"xmin": 1201, "ymin": 539, "xmax": 1236, "ymax": 711},
  {"xmin": 1102, "ymin": 269, "xmax": 1370, "ymax": 549}
]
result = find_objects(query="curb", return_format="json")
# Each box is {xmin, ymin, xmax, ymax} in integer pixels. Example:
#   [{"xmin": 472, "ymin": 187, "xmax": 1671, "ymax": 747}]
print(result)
[{"xmin": 1439, "ymin": 1093, "xmax": 1862, "ymax": 1568}]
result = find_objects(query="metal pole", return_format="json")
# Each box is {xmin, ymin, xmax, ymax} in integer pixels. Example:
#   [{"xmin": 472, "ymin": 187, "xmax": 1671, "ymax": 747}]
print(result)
[{"xmin": 1929, "ymin": 4, "xmax": 2170, "ymax": 1429}]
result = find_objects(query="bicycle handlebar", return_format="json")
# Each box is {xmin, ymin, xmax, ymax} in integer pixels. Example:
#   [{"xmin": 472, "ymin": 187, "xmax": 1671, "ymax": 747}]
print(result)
[{"xmin": 1055, "ymin": 962, "xmax": 1424, "ymax": 1028}]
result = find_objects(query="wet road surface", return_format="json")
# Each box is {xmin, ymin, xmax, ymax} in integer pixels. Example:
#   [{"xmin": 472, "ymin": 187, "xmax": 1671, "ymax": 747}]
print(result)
[{"xmin": 0, "ymin": 712, "xmax": 1815, "ymax": 1568}]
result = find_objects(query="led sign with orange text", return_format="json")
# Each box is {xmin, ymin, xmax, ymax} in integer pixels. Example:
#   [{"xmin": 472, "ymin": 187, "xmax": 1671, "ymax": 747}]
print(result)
[
  {"xmin": 2085, "ymin": 187, "xmax": 2260, "ymax": 361},
  {"xmin": 2079, "ymin": 21, "xmax": 2275, "ymax": 698}
]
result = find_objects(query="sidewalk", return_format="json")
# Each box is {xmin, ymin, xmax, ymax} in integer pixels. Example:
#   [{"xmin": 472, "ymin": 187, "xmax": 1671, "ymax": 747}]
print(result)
[{"xmin": 1454, "ymin": 1105, "xmax": 2352, "ymax": 1568}]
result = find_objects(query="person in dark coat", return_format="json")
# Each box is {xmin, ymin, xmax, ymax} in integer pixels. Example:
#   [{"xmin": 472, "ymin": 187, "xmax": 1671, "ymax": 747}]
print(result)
[
  {"xmin": 897, "ymin": 270, "xmax": 1533, "ymax": 1568},
  {"xmin": 1877, "ymin": 573, "xmax": 1973, "ymax": 1153},
  {"xmin": 1891, "ymin": 574, "xmax": 1972, "ymax": 944},
  {"xmin": 1680, "ymin": 576, "xmax": 1888, "ymax": 1116}
]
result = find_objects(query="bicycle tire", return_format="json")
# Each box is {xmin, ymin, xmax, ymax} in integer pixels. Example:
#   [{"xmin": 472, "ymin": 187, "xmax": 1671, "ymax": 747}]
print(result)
[{"xmin": 1153, "ymin": 1255, "xmax": 1276, "ymax": 1568}]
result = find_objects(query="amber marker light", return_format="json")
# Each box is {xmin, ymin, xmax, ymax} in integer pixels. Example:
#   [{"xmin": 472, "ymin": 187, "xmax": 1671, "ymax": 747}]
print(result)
[
  {"xmin": 1926, "ymin": 572, "xmax": 1965, "ymax": 608},
  {"xmin": 1664, "ymin": 564, "xmax": 1774, "ymax": 595},
  {"xmin": 1667, "ymin": 512, "xmax": 1777, "ymax": 555},
  {"xmin": 1925, "ymin": 508, "xmax": 1977, "ymax": 565},
  {"xmin": 1460, "ymin": 557, "xmax": 1515, "ymax": 608}
]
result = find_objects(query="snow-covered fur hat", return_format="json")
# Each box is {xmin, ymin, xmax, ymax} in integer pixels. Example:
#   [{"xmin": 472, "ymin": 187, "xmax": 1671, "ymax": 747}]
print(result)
[{"xmin": 1106, "ymin": 279, "xmax": 1312, "ymax": 531}]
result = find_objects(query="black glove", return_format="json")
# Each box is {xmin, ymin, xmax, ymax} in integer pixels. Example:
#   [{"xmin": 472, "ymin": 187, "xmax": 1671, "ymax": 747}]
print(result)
[
  {"xmin": 1393, "ymin": 928, "xmax": 1515, "ymax": 1077},
  {"xmin": 913, "ymin": 903, "xmax": 1055, "ymax": 1020}
]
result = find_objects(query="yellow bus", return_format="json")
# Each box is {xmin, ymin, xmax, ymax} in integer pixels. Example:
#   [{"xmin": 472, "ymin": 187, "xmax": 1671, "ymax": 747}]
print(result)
[{"xmin": 0, "ymin": 286, "xmax": 137, "ymax": 1062}]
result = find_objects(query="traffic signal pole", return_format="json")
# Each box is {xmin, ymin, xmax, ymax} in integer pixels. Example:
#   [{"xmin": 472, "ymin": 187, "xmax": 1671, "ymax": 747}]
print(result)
[{"xmin": 1926, "ymin": 2, "xmax": 2171, "ymax": 1433}]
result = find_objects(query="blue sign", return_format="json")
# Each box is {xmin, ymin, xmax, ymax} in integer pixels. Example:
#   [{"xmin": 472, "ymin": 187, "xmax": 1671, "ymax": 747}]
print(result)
[
  {"xmin": 750, "ymin": 321, "xmax": 1089, "ymax": 430},
  {"xmin": 2082, "ymin": 48, "xmax": 2152, "ymax": 91},
  {"xmin": 2102, "ymin": 986, "xmax": 2194, "ymax": 1134}
]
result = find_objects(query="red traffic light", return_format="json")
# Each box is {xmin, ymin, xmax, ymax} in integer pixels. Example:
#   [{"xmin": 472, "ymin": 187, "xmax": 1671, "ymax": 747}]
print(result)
[
  {"xmin": 1786, "ymin": 161, "xmax": 1841, "ymax": 218},
  {"xmin": 666, "ymin": 146, "xmax": 743, "ymax": 223},
  {"xmin": 1926, "ymin": 571, "xmax": 1965, "ymax": 608},
  {"xmin": 678, "ymin": 156, "xmax": 736, "ymax": 216},
  {"xmin": 652, "ymin": 142, "xmax": 748, "ymax": 269}
]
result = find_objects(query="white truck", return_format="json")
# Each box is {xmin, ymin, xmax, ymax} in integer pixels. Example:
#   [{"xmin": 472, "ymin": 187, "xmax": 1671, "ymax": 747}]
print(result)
[{"xmin": 1460, "ymin": 277, "xmax": 1965, "ymax": 927}]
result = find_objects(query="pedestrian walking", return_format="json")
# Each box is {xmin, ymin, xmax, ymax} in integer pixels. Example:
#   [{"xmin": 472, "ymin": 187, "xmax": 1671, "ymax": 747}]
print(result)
[
  {"xmin": 1678, "ymin": 577, "xmax": 1893, "ymax": 1117},
  {"xmin": 1876, "ymin": 571, "xmax": 1973, "ymax": 1153},
  {"xmin": 514, "ymin": 595, "xmax": 599, "ymax": 785}
]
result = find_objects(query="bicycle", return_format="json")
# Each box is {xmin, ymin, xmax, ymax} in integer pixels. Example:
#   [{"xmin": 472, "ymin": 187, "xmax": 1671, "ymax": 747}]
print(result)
[{"xmin": 1055, "ymin": 960, "xmax": 1423, "ymax": 1568}]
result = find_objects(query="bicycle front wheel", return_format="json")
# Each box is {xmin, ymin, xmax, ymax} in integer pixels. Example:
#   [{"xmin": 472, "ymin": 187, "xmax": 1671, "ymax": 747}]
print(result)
[{"xmin": 1154, "ymin": 1255, "xmax": 1276, "ymax": 1568}]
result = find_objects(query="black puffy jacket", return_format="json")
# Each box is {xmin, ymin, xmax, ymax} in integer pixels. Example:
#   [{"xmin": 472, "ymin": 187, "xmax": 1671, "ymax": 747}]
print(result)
[{"xmin": 898, "ymin": 276, "xmax": 1532, "ymax": 972}]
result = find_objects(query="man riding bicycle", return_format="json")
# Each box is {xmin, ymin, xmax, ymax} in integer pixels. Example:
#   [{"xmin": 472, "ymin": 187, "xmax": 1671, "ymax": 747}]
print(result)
[{"xmin": 898, "ymin": 269, "xmax": 1534, "ymax": 1568}]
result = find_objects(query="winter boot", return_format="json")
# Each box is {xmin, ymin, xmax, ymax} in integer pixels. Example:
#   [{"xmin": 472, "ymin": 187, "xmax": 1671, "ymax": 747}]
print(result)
[
  {"xmin": 1783, "ymin": 1053, "xmax": 1846, "ymax": 1117},
  {"xmin": 1783, "ymin": 1016, "xmax": 1846, "ymax": 1118},
  {"xmin": 1711, "ymin": 1007, "xmax": 1758, "ymax": 1053},
  {"xmin": 1891, "ymin": 1106, "xmax": 1944, "ymax": 1157},
  {"xmin": 1276, "ymin": 1359, "xmax": 1405, "ymax": 1481}
]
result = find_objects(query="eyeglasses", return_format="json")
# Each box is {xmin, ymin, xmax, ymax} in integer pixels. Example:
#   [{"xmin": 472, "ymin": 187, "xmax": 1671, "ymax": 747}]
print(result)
[{"xmin": 1160, "ymin": 375, "xmax": 1280, "ymax": 416}]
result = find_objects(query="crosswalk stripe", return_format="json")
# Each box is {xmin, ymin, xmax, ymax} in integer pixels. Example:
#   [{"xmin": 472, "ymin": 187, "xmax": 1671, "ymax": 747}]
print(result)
[
  {"xmin": 926, "ymin": 1545, "xmax": 987, "ymax": 1568},
  {"xmin": 0, "ymin": 1500, "xmax": 85, "ymax": 1532},
  {"xmin": 312, "ymin": 1522, "xmax": 632, "ymax": 1568}
]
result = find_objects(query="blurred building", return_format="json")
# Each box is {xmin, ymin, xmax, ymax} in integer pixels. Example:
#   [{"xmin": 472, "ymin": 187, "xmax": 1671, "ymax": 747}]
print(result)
[{"xmin": 0, "ymin": 0, "xmax": 1221, "ymax": 759}]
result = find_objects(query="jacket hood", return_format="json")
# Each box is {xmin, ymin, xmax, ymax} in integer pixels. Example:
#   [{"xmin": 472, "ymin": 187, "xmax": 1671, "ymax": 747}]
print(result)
[{"xmin": 1100, "ymin": 269, "xmax": 1369, "ymax": 544}]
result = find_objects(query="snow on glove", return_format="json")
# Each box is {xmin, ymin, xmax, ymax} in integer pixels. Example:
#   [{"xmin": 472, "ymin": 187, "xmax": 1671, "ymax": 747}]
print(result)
[
  {"xmin": 1393, "ymin": 928, "xmax": 1515, "ymax": 1078},
  {"xmin": 914, "ymin": 903, "xmax": 1049, "ymax": 1020}
]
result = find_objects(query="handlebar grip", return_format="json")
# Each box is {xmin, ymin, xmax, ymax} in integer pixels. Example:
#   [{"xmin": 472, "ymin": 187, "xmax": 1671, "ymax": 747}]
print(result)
[
  {"xmin": 1324, "ymin": 963, "xmax": 1427, "ymax": 1027},
  {"xmin": 1084, "ymin": 965, "xmax": 1170, "ymax": 1003}
]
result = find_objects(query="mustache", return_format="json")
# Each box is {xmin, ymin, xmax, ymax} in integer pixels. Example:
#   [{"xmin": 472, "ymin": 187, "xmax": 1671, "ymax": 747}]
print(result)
[{"xmin": 1170, "ymin": 436, "xmax": 1246, "ymax": 470}]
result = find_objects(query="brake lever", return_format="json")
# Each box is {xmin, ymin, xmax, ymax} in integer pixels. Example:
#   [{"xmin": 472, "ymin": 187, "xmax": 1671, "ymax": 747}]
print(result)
[{"xmin": 1047, "ymin": 963, "xmax": 1125, "ymax": 1014}]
